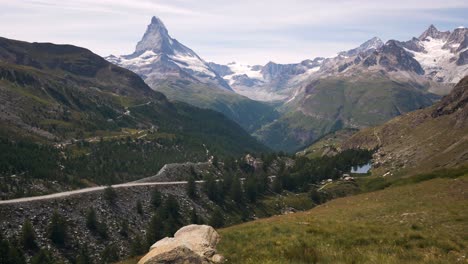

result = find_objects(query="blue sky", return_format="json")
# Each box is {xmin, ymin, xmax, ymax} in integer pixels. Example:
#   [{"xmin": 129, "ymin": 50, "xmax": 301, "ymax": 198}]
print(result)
[{"xmin": 0, "ymin": 0, "xmax": 467, "ymax": 64}]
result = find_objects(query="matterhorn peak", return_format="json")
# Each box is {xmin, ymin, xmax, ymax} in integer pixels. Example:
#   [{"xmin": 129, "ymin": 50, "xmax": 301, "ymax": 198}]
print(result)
[{"xmin": 134, "ymin": 16, "xmax": 174, "ymax": 54}]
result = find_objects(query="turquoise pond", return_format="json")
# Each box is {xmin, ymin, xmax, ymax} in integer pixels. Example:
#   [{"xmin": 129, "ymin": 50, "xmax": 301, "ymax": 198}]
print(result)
[{"xmin": 351, "ymin": 163, "xmax": 371, "ymax": 174}]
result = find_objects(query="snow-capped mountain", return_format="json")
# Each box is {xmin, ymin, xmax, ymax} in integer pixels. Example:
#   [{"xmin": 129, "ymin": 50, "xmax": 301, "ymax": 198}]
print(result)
[
  {"xmin": 338, "ymin": 37, "xmax": 384, "ymax": 57},
  {"xmin": 106, "ymin": 16, "xmax": 231, "ymax": 91},
  {"xmin": 209, "ymin": 25, "xmax": 466, "ymax": 103},
  {"xmin": 209, "ymin": 58, "xmax": 324, "ymax": 101},
  {"xmin": 106, "ymin": 16, "xmax": 278, "ymax": 133},
  {"xmin": 401, "ymin": 25, "xmax": 468, "ymax": 83}
]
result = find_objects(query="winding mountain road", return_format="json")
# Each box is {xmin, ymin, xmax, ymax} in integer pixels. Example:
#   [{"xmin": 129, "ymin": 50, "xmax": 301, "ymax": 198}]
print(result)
[{"xmin": 0, "ymin": 180, "xmax": 204, "ymax": 205}]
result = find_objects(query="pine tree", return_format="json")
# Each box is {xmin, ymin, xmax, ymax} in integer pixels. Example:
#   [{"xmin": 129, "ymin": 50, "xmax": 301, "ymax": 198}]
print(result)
[
  {"xmin": 136, "ymin": 200, "xmax": 143, "ymax": 215},
  {"xmin": 230, "ymin": 176, "xmax": 243, "ymax": 203},
  {"xmin": 101, "ymin": 244, "xmax": 119, "ymax": 263},
  {"xmin": 21, "ymin": 220, "xmax": 37, "ymax": 250},
  {"xmin": 76, "ymin": 247, "xmax": 92, "ymax": 264},
  {"xmin": 86, "ymin": 208, "xmax": 97, "ymax": 231},
  {"xmin": 96, "ymin": 221, "xmax": 108, "ymax": 239},
  {"xmin": 48, "ymin": 210, "xmax": 66, "ymax": 246},
  {"xmin": 163, "ymin": 215, "xmax": 178, "ymax": 237},
  {"xmin": 216, "ymin": 181, "xmax": 225, "ymax": 204},
  {"xmin": 130, "ymin": 234, "xmax": 145, "ymax": 257},
  {"xmin": 212, "ymin": 155, "xmax": 219, "ymax": 168},
  {"xmin": 146, "ymin": 214, "xmax": 164, "ymax": 246},
  {"xmin": 209, "ymin": 208, "xmax": 224, "ymax": 228},
  {"xmin": 0, "ymin": 237, "xmax": 26, "ymax": 264},
  {"xmin": 163, "ymin": 195, "xmax": 180, "ymax": 219},
  {"xmin": 272, "ymin": 175, "xmax": 283, "ymax": 193},
  {"xmin": 119, "ymin": 219, "xmax": 129, "ymax": 237},
  {"xmin": 186, "ymin": 176, "xmax": 197, "ymax": 199},
  {"xmin": 257, "ymin": 173, "xmax": 269, "ymax": 195},
  {"xmin": 150, "ymin": 189, "xmax": 162, "ymax": 209},
  {"xmin": 190, "ymin": 208, "xmax": 200, "ymax": 224},
  {"xmin": 203, "ymin": 174, "xmax": 217, "ymax": 201},
  {"xmin": 31, "ymin": 249, "xmax": 53, "ymax": 264},
  {"xmin": 245, "ymin": 176, "xmax": 258, "ymax": 203}
]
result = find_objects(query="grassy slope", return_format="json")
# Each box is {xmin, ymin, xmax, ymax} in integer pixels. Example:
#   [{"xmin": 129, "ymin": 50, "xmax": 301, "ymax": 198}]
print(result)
[{"xmin": 218, "ymin": 173, "xmax": 468, "ymax": 264}]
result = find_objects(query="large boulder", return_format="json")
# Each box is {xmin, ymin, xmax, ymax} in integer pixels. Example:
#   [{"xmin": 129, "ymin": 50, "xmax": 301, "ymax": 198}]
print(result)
[{"xmin": 138, "ymin": 225, "xmax": 224, "ymax": 264}]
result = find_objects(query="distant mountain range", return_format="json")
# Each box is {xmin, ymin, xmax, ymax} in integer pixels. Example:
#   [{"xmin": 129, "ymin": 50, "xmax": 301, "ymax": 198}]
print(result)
[
  {"xmin": 211, "ymin": 25, "xmax": 467, "ymax": 102},
  {"xmin": 106, "ymin": 19, "xmax": 467, "ymax": 152}
]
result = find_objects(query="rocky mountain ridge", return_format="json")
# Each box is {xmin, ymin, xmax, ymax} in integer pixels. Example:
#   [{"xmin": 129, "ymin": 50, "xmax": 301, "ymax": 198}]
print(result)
[{"xmin": 211, "ymin": 25, "xmax": 466, "ymax": 103}]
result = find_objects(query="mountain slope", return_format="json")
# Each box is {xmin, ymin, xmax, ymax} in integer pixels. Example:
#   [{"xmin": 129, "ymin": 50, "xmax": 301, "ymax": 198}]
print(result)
[
  {"xmin": 107, "ymin": 16, "xmax": 278, "ymax": 132},
  {"xmin": 255, "ymin": 73, "xmax": 437, "ymax": 152},
  {"xmin": 341, "ymin": 76, "xmax": 468, "ymax": 175},
  {"xmin": 0, "ymin": 36, "xmax": 269, "ymax": 192}
]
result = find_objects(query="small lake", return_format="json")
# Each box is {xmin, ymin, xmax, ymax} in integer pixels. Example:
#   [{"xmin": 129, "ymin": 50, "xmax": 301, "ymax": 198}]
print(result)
[{"xmin": 351, "ymin": 163, "xmax": 371, "ymax": 174}]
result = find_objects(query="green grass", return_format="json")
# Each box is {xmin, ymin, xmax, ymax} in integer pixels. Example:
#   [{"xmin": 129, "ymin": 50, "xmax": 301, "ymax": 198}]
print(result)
[
  {"xmin": 357, "ymin": 166, "xmax": 468, "ymax": 193},
  {"xmin": 218, "ymin": 173, "xmax": 468, "ymax": 263}
]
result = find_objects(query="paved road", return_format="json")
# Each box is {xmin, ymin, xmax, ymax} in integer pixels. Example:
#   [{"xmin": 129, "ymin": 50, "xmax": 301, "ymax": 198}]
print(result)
[{"xmin": 0, "ymin": 180, "xmax": 204, "ymax": 205}]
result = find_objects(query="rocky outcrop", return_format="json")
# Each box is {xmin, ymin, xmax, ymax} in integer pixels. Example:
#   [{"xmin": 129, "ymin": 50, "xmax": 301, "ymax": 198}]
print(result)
[
  {"xmin": 432, "ymin": 75, "xmax": 468, "ymax": 127},
  {"xmin": 138, "ymin": 225, "xmax": 223, "ymax": 264}
]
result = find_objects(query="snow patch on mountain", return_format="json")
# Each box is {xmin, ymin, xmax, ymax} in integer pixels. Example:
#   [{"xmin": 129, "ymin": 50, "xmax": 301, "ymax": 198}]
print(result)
[
  {"xmin": 406, "ymin": 36, "xmax": 468, "ymax": 83},
  {"xmin": 171, "ymin": 53, "xmax": 216, "ymax": 78},
  {"xmin": 224, "ymin": 63, "xmax": 263, "ymax": 84}
]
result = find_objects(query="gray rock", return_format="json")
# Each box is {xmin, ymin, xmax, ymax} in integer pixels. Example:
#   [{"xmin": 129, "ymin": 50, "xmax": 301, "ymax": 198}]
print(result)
[{"xmin": 139, "ymin": 225, "xmax": 222, "ymax": 264}]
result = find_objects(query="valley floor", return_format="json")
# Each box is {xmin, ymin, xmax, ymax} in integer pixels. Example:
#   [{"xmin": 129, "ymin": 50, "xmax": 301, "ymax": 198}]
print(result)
[{"xmin": 218, "ymin": 173, "xmax": 468, "ymax": 264}]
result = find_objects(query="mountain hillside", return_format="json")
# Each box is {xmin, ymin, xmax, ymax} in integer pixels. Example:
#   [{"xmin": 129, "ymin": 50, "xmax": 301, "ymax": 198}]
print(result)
[
  {"xmin": 107, "ymin": 16, "xmax": 278, "ymax": 132},
  {"xmin": 254, "ymin": 73, "xmax": 438, "ymax": 152},
  {"xmin": 218, "ymin": 171, "xmax": 468, "ymax": 263},
  {"xmin": 341, "ymin": 75, "xmax": 468, "ymax": 175},
  {"xmin": 0, "ymin": 36, "xmax": 269, "ymax": 196}
]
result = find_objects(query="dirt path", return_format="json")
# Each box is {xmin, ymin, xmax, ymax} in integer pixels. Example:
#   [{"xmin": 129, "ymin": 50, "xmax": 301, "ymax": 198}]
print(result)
[{"xmin": 0, "ymin": 180, "xmax": 204, "ymax": 205}]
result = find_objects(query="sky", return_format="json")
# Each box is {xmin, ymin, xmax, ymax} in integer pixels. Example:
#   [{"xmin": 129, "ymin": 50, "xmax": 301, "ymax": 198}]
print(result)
[{"xmin": 1, "ymin": 0, "xmax": 467, "ymax": 65}]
